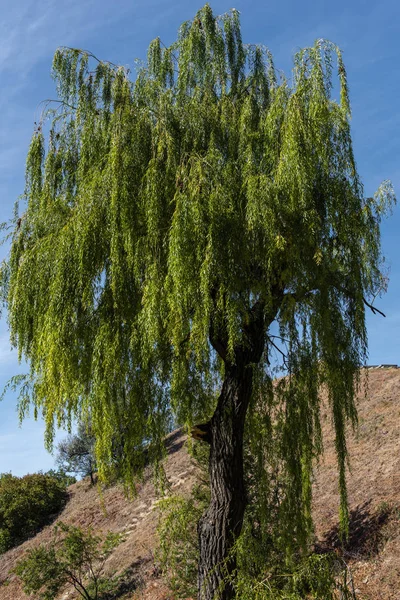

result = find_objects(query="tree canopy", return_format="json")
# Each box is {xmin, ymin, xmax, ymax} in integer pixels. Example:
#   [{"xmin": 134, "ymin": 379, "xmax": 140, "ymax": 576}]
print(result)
[
  {"xmin": 56, "ymin": 422, "xmax": 97, "ymax": 484},
  {"xmin": 0, "ymin": 471, "xmax": 70, "ymax": 553},
  {"xmin": 0, "ymin": 4, "xmax": 394, "ymax": 598}
]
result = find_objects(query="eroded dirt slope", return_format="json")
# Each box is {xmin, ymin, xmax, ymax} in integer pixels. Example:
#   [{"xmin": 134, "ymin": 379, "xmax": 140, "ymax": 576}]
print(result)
[
  {"xmin": 0, "ymin": 367, "xmax": 399, "ymax": 599},
  {"xmin": 314, "ymin": 367, "xmax": 400, "ymax": 600},
  {"xmin": 0, "ymin": 430, "xmax": 198, "ymax": 600}
]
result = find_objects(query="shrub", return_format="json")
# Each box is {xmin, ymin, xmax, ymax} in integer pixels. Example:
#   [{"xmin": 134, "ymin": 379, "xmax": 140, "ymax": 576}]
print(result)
[
  {"xmin": 45, "ymin": 468, "xmax": 77, "ymax": 488},
  {"xmin": 157, "ymin": 484, "xmax": 209, "ymax": 598},
  {"xmin": 14, "ymin": 522, "xmax": 122, "ymax": 600},
  {"xmin": 0, "ymin": 471, "xmax": 70, "ymax": 552}
]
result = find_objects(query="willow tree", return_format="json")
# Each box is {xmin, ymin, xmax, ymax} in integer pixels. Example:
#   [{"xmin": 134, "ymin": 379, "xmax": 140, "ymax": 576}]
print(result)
[{"xmin": 1, "ymin": 5, "xmax": 394, "ymax": 600}]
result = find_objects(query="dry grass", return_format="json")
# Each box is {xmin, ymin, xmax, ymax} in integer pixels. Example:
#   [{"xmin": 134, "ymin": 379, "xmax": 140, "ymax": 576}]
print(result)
[
  {"xmin": 0, "ymin": 430, "xmax": 199, "ymax": 600},
  {"xmin": 313, "ymin": 367, "xmax": 400, "ymax": 599},
  {"xmin": 1, "ymin": 368, "xmax": 399, "ymax": 599}
]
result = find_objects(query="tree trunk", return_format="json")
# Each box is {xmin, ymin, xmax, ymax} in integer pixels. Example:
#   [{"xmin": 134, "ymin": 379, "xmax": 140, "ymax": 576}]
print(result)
[
  {"xmin": 197, "ymin": 359, "xmax": 254, "ymax": 600},
  {"xmin": 197, "ymin": 292, "xmax": 282, "ymax": 600}
]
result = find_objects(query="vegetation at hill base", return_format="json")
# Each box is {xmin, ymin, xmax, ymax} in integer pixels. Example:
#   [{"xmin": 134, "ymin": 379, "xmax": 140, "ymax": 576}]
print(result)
[
  {"xmin": 0, "ymin": 3, "xmax": 395, "ymax": 599},
  {"xmin": 14, "ymin": 522, "xmax": 122, "ymax": 600},
  {"xmin": 157, "ymin": 443, "xmax": 357, "ymax": 599},
  {"xmin": 0, "ymin": 471, "xmax": 74, "ymax": 553}
]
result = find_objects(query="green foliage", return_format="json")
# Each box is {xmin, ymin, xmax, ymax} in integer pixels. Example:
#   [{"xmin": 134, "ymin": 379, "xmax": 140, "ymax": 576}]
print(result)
[
  {"xmin": 157, "ymin": 484, "xmax": 355, "ymax": 600},
  {"xmin": 1, "ymin": 0, "xmax": 395, "ymax": 573},
  {"xmin": 56, "ymin": 421, "xmax": 97, "ymax": 483},
  {"xmin": 0, "ymin": 471, "xmax": 69, "ymax": 553},
  {"xmin": 0, "ymin": 529, "xmax": 11, "ymax": 554},
  {"xmin": 14, "ymin": 522, "xmax": 122, "ymax": 600},
  {"xmin": 157, "ymin": 484, "xmax": 209, "ymax": 597},
  {"xmin": 234, "ymin": 552, "xmax": 338, "ymax": 600},
  {"xmin": 45, "ymin": 468, "xmax": 77, "ymax": 488}
]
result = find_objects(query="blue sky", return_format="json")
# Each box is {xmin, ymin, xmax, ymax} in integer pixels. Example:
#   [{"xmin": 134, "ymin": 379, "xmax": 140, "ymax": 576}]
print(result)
[{"xmin": 0, "ymin": 0, "xmax": 399, "ymax": 475}]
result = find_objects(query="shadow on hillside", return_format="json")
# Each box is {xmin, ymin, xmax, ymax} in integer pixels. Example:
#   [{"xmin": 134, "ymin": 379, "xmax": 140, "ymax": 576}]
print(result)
[
  {"xmin": 100, "ymin": 557, "xmax": 150, "ymax": 599},
  {"xmin": 318, "ymin": 500, "xmax": 394, "ymax": 559},
  {"xmin": 164, "ymin": 428, "xmax": 185, "ymax": 455}
]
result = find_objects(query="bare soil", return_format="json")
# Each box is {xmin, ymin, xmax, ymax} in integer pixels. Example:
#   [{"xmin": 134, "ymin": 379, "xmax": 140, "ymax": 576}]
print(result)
[
  {"xmin": 0, "ymin": 367, "xmax": 399, "ymax": 599},
  {"xmin": 313, "ymin": 367, "xmax": 400, "ymax": 599},
  {"xmin": 0, "ymin": 429, "xmax": 199, "ymax": 600}
]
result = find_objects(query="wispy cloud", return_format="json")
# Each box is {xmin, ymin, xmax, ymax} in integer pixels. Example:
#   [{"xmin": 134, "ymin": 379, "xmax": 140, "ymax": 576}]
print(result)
[
  {"xmin": 0, "ymin": 0, "xmax": 95, "ymax": 75},
  {"xmin": 0, "ymin": 0, "xmax": 186, "ymax": 213},
  {"xmin": 0, "ymin": 0, "xmax": 176, "ymax": 79}
]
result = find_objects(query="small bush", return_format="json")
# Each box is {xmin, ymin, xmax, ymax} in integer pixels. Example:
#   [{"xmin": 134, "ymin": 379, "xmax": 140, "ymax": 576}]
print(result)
[
  {"xmin": 0, "ymin": 471, "xmax": 70, "ymax": 552},
  {"xmin": 157, "ymin": 484, "xmax": 209, "ymax": 598},
  {"xmin": 233, "ymin": 553, "xmax": 338, "ymax": 600},
  {"xmin": 14, "ymin": 522, "xmax": 122, "ymax": 600},
  {"xmin": 157, "ymin": 484, "xmax": 357, "ymax": 600}
]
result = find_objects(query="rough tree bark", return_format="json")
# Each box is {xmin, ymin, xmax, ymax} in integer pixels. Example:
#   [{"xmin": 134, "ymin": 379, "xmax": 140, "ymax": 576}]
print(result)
[
  {"xmin": 196, "ymin": 291, "xmax": 285, "ymax": 600},
  {"xmin": 197, "ymin": 359, "xmax": 254, "ymax": 600},
  {"xmin": 197, "ymin": 298, "xmax": 274, "ymax": 600}
]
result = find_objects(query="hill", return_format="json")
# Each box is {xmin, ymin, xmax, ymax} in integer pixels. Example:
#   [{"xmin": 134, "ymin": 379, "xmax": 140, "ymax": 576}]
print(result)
[
  {"xmin": 314, "ymin": 366, "xmax": 400, "ymax": 600},
  {"xmin": 0, "ymin": 367, "xmax": 399, "ymax": 600}
]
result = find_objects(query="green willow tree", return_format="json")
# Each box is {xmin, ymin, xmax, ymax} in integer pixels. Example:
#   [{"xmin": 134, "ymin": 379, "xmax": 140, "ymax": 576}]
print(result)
[{"xmin": 1, "ymin": 5, "xmax": 394, "ymax": 599}]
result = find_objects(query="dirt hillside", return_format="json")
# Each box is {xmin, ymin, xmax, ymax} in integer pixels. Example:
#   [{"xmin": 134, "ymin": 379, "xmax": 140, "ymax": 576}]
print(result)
[
  {"xmin": 0, "ymin": 430, "xmax": 199, "ymax": 600},
  {"xmin": 0, "ymin": 367, "xmax": 399, "ymax": 600},
  {"xmin": 314, "ymin": 367, "xmax": 400, "ymax": 600}
]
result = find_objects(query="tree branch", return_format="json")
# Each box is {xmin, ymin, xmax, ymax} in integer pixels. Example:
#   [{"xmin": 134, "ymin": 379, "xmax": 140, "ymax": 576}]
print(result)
[
  {"xmin": 287, "ymin": 278, "xmax": 387, "ymax": 320},
  {"xmin": 363, "ymin": 297, "xmax": 386, "ymax": 318},
  {"xmin": 266, "ymin": 335, "xmax": 289, "ymax": 368},
  {"xmin": 209, "ymin": 330, "xmax": 228, "ymax": 362}
]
